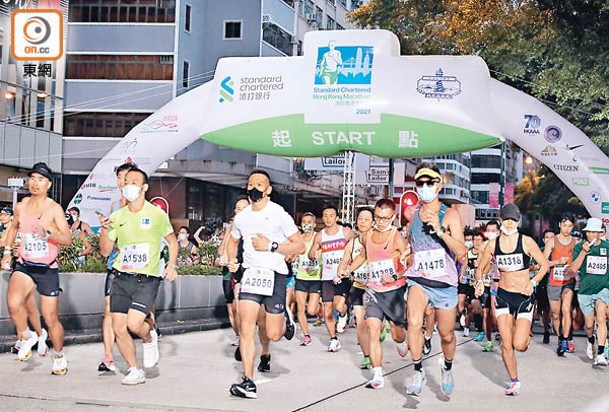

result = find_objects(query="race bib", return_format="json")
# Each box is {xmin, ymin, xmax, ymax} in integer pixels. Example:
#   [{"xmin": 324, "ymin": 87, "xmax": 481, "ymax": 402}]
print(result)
[
  {"xmin": 414, "ymin": 249, "xmax": 446, "ymax": 279},
  {"xmin": 120, "ymin": 243, "xmax": 150, "ymax": 271},
  {"xmin": 368, "ymin": 259, "xmax": 396, "ymax": 284},
  {"xmin": 353, "ymin": 264, "xmax": 369, "ymax": 284},
  {"xmin": 552, "ymin": 265, "xmax": 570, "ymax": 281},
  {"xmin": 22, "ymin": 233, "xmax": 49, "ymax": 259},
  {"xmin": 586, "ymin": 256, "xmax": 608, "ymax": 275},
  {"xmin": 322, "ymin": 251, "xmax": 343, "ymax": 280},
  {"xmin": 300, "ymin": 256, "xmax": 319, "ymax": 272},
  {"xmin": 496, "ymin": 253, "xmax": 524, "ymax": 272},
  {"xmin": 464, "ymin": 268, "xmax": 476, "ymax": 281},
  {"xmin": 241, "ymin": 267, "xmax": 275, "ymax": 296}
]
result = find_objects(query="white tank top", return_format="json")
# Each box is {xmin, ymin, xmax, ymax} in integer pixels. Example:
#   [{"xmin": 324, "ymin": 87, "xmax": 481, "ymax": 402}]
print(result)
[{"xmin": 320, "ymin": 226, "xmax": 348, "ymax": 281}]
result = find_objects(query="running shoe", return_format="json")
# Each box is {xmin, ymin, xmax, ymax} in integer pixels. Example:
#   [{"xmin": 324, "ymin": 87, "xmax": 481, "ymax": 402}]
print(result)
[
  {"xmin": 396, "ymin": 341, "xmax": 408, "ymax": 358},
  {"xmin": 495, "ymin": 332, "xmax": 501, "ymax": 341},
  {"xmin": 98, "ymin": 356, "xmax": 117, "ymax": 372},
  {"xmin": 587, "ymin": 341, "xmax": 594, "ymax": 360},
  {"xmin": 17, "ymin": 331, "xmax": 38, "ymax": 361},
  {"xmin": 155, "ymin": 326, "xmax": 163, "ymax": 341},
  {"xmin": 360, "ymin": 356, "xmax": 372, "ymax": 369},
  {"xmin": 234, "ymin": 346, "xmax": 242, "ymax": 362},
  {"xmin": 328, "ymin": 338, "xmax": 341, "ymax": 352},
  {"xmin": 312, "ymin": 319, "xmax": 323, "ymax": 327},
  {"xmin": 142, "ymin": 329, "xmax": 159, "ymax": 368},
  {"xmin": 557, "ymin": 339, "xmax": 568, "ymax": 357},
  {"xmin": 483, "ymin": 341, "xmax": 494, "ymax": 352},
  {"xmin": 300, "ymin": 335, "xmax": 313, "ymax": 346},
  {"xmin": 604, "ymin": 343, "xmax": 609, "ymax": 360},
  {"xmin": 379, "ymin": 327, "xmax": 387, "ymax": 343},
  {"xmin": 229, "ymin": 376, "xmax": 257, "ymax": 399},
  {"xmin": 365, "ymin": 376, "xmax": 384, "ymax": 389},
  {"xmin": 336, "ymin": 312, "xmax": 348, "ymax": 334},
  {"xmin": 230, "ymin": 337, "xmax": 240, "ymax": 347},
  {"xmin": 122, "ymin": 367, "xmax": 146, "ymax": 385},
  {"xmin": 505, "ymin": 381, "xmax": 521, "ymax": 396},
  {"xmin": 594, "ymin": 354, "xmax": 608, "ymax": 366},
  {"xmin": 51, "ymin": 354, "xmax": 68, "ymax": 375},
  {"xmin": 439, "ymin": 357, "xmax": 454, "ymax": 395},
  {"xmin": 257, "ymin": 354, "xmax": 271, "ymax": 372},
  {"xmin": 37, "ymin": 328, "xmax": 48, "ymax": 357},
  {"xmin": 12, "ymin": 340, "xmax": 21, "ymax": 354},
  {"xmin": 459, "ymin": 313, "xmax": 466, "ymax": 328},
  {"xmin": 474, "ymin": 332, "xmax": 485, "ymax": 342},
  {"xmin": 567, "ymin": 340, "xmax": 575, "ymax": 353},
  {"xmin": 543, "ymin": 330, "xmax": 550, "ymax": 344},
  {"xmin": 463, "ymin": 327, "xmax": 470, "ymax": 337},
  {"xmin": 406, "ymin": 369, "xmax": 427, "ymax": 396},
  {"xmin": 423, "ymin": 336, "xmax": 432, "ymax": 355},
  {"xmin": 284, "ymin": 310, "xmax": 295, "ymax": 341}
]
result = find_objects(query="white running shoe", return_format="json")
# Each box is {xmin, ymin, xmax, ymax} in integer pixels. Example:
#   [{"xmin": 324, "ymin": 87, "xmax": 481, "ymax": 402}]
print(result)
[
  {"xmin": 406, "ymin": 369, "xmax": 427, "ymax": 396},
  {"xmin": 439, "ymin": 357, "xmax": 454, "ymax": 395},
  {"xmin": 365, "ymin": 376, "xmax": 384, "ymax": 389},
  {"xmin": 463, "ymin": 327, "xmax": 470, "ymax": 337},
  {"xmin": 143, "ymin": 329, "xmax": 159, "ymax": 368},
  {"xmin": 336, "ymin": 313, "xmax": 348, "ymax": 334},
  {"xmin": 505, "ymin": 381, "xmax": 521, "ymax": 396},
  {"xmin": 230, "ymin": 337, "xmax": 240, "ymax": 346},
  {"xmin": 594, "ymin": 354, "xmax": 608, "ymax": 366},
  {"xmin": 459, "ymin": 313, "xmax": 466, "ymax": 328},
  {"xmin": 122, "ymin": 367, "xmax": 146, "ymax": 385},
  {"xmin": 51, "ymin": 354, "xmax": 68, "ymax": 375},
  {"xmin": 37, "ymin": 328, "xmax": 49, "ymax": 357},
  {"xmin": 396, "ymin": 341, "xmax": 408, "ymax": 358},
  {"xmin": 587, "ymin": 341, "xmax": 595, "ymax": 360},
  {"xmin": 17, "ymin": 331, "xmax": 38, "ymax": 361},
  {"xmin": 328, "ymin": 338, "xmax": 342, "ymax": 352}
]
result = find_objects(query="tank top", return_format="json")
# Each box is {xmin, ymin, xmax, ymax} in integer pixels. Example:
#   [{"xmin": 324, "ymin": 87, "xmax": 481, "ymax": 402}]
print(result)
[
  {"xmin": 366, "ymin": 227, "xmax": 406, "ymax": 292},
  {"xmin": 549, "ymin": 236, "xmax": 575, "ymax": 286},
  {"xmin": 351, "ymin": 235, "xmax": 369, "ymax": 289},
  {"xmin": 406, "ymin": 205, "xmax": 459, "ymax": 288},
  {"xmin": 18, "ymin": 199, "xmax": 59, "ymax": 268},
  {"xmin": 462, "ymin": 249, "xmax": 478, "ymax": 285},
  {"xmin": 494, "ymin": 233, "xmax": 531, "ymax": 273},
  {"xmin": 107, "ymin": 201, "xmax": 122, "ymax": 269},
  {"xmin": 320, "ymin": 226, "xmax": 348, "ymax": 281},
  {"xmin": 296, "ymin": 237, "xmax": 321, "ymax": 280}
]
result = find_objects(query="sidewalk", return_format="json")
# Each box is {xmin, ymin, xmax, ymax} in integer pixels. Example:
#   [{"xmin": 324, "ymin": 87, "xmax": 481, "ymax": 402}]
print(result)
[{"xmin": 0, "ymin": 322, "xmax": 606, "ymax": 411}]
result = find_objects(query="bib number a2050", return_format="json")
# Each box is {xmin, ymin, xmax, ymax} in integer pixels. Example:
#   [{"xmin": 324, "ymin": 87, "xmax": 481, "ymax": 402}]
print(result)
[{"xmin": 241, "ymin": 267, "xmax": 275, "ymax": 296}]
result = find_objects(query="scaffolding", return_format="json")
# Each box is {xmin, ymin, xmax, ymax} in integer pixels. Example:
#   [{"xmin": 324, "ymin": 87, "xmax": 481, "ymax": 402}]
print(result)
[{"xmin": 340, "ymin": 150, "xmax": 356, "ymax": 225}]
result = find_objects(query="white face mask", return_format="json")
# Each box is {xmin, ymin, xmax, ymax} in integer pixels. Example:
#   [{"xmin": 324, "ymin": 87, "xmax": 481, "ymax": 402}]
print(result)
[
  {"xmin": 416, "ymin": 184, "xmax": 438, "ymax": 204},
  {"xmin": 485, "ymin": 231, "xmax": 498, "ymax": 241},
  {"xmin": 500, "ymin": 225, "xmax": 518, "ymax": 236},
  {"xmin": 122, "ymin": 184, "xmax": 141, "ymax": 202},
  {"xmin": 464, "ymin": 240, "xmax": 473, "ymax": 249},
  {"xmin": 178, "ymin": 234, "xmax": 187, "ymax": 241}
]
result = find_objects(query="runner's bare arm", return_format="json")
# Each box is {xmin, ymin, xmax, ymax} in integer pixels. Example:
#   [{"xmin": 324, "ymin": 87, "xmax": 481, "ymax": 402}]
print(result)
[
  {"xmin": 567, "ymin": 237, "xmax": 597, "ymax": 274},
  {"xmin": 475, "ymin": 240, "xmax": 494, "ymax": 283},
  {"xmin": 337, "ymin": 239, "xmax": 354, "ymax": 277},
  {"xmin": 163, "ymin": 232, "xmax": 179, "ymax": 281},
  {"xmin": 542, "ymin": 237, "xmax": 558, "ymax": 266},
  {"xmin": 442, "ymin": 209, "xmax": 467, "ymax": 259},
  {"xmin": 98, "ymin": 213, "xmax": 114, "ymax": 257},
  {"xmin": 308, "ymin": 232, "xmax": 322, "ymax": 260},
  {"xmin": 524, "ymin": 236, "xmax": 550, "ymax": 285},
  {"xmin": 344, "ymin": 227, "xmax": 355, "ymax": 240},
  {"xmin": 49, "ymin": 204, "xmax": 72, "ymax": 246}
]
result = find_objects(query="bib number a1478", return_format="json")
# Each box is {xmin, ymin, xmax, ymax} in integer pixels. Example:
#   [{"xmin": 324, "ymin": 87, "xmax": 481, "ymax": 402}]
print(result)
[
  {"xmin": 241, "ymin": 267, "xmax": 275, "ymax": 296},
  {"xmin": 414, "ymin": 249, "xmax": 446, "ymax": 279}
]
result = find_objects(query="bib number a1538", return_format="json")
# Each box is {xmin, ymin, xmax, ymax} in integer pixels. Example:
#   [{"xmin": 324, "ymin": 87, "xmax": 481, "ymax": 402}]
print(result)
[{"xmin": 120, "ymin": 243, "xmax": 150, "ymax": 271}]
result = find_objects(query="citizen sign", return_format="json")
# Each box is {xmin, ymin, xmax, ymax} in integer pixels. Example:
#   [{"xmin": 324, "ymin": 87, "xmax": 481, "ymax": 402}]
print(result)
[{"xmin": 553, "ymin": 164, "xmax": 579, "ymax": 172}]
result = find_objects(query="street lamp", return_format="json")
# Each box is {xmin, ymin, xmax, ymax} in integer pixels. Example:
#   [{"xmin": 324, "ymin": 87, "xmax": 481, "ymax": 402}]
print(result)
[{"xmin": 8, "ymin": 177, "xmax": 24, "ymax": 209}]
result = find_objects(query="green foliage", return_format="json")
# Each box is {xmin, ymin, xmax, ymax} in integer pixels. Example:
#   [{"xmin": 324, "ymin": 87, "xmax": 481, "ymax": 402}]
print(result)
[
  {"xmin": 198, "ymin": 241, "xmax": 219, "ymax": 267},
  {"xmin": 59, "ymin": 234, "xmax": 108, "ymax": 273},
  {"xmin": 177, "ymin": 265, "xmax": 222, "ymax": 276}
]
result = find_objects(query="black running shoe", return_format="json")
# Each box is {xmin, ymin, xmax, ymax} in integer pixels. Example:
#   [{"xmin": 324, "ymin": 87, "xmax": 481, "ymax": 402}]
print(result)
[
  {"xmin": 229, "ymin": 376, "xmax": 257, "ymax": 399},
  {"xmin": 284, "ymin": 310, "xmax": 295, "ymax": 341},
  {"xmin": 423, "ymin": 337, "xmax": 432, "ymax": 355},
  {"xmin": 257, "ymin": 354, "xmax": 271, "ymax": 373},
  {"xmin": 234, "ymin": 346, "xmax": 242, "ymax": 362},
  {"xmin": 543, "ymin": 330, "xmax": 550, "ymax": 344}
]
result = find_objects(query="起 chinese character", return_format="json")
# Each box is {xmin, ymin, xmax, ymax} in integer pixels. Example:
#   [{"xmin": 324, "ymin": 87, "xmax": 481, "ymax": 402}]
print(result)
[{"xmin": 272, "ymin": 130, "xmax": 292, "ymax": 148}]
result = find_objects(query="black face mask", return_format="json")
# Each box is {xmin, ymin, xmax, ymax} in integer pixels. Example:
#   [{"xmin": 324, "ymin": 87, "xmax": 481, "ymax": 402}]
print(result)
[
  {"xmin": 246, "ymin": 187, "xmax": 265, "ymax": 202},
  {"xmin": 65, "ymin": 213, "xmax": 74, "ymax": 226}
]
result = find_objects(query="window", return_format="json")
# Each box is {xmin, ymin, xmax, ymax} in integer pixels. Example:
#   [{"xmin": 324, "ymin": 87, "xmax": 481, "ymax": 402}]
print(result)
[
  {"xmin": 263, "ymin": 23, "xmax": 292, "ymax": 56},
  {"xmin": 224, "ymin": 21, "xmax": 242, "ymax": 40},
  {"xmin": 63, "ymin": 112, "xmax": 150, "ymax": 138},
  {"xmin": 182, "ymin": 60, "xmax": 190, "ymax": 89},
  {"xmin": 184, "ymin": 4, "xmax": 191, "ymax": 32},
  {"xmin": 471, "ymin": 154, "xmax": 501, "ymax": 169},
  {"xmin": 471, "ymin": 173, "xmax": 500, "ymax": 184},
  {"xmin": 69, "ymin": 0, "xmax": 176, "ymax": 23},
  {"xmin": 66, "ymin": 55, "xmax": 174, "ymax": 81},
  {"xmin": 326, "ymin": 16, "xmax": 336, "ymax": 30}
]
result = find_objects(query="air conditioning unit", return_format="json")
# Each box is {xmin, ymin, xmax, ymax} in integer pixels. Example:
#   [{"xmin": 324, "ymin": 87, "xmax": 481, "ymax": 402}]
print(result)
[
  {"xmin": 305, "ymin": 13, "xmax": 317, "ymax": 22},
  {"xmin": 262, "ymin": 14, "xmax": 271, "ymax": 23}
]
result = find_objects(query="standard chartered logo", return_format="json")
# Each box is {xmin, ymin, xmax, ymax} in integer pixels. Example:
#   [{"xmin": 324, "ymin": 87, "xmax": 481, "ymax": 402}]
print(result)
[{"xmin": 219, "ymin": 76, "xmax": 234, "ymax": 103}]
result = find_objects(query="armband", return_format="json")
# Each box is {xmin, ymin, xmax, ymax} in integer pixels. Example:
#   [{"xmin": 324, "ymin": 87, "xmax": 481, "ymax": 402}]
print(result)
[{"xmin": 391, "ymin": 273, "xmax": 398, "ymax": 282}]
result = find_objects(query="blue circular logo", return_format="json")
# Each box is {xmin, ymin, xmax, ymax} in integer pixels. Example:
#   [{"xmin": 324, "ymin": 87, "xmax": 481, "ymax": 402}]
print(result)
[{"xmin": 544, "ymin": 125, "xmax": 562, "ymax": 143}]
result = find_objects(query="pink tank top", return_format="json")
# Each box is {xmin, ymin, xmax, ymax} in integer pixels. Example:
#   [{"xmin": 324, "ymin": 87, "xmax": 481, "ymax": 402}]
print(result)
[
  {"xmin": 366, "ymin": 227, "xmax": 406, "ymax": 292},
  {"xmin": 18, "ymin": 199, "xmax": 60, "ymax": 268}
]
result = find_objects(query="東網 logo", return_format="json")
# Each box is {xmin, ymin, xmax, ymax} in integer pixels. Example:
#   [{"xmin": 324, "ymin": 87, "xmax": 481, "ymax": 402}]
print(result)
[{"xmin": 11, "ymin": 10, "xmax": 63, "ymax": 61}]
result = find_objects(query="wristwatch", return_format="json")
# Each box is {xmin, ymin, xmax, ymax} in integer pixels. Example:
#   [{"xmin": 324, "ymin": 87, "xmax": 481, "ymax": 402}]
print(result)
[{"xmin": 270, "ymin": 241, "xmax": 279, "ymax": 253}]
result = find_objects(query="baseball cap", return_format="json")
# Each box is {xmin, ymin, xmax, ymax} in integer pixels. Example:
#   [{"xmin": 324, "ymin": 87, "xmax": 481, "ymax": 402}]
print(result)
[
  {"xmin": 414, "ymin": 167, "xmax": 442, "ymax": 181},
  {"xmin": 28, "ymin": 162, "xmax": 53, "ymax": 181},
  {"xmin": 500, "ymin": 203, "xmax": 521, "ymax": 221},
  {"xmin": 1, "ymin": 206, "xmax": 13, "ymax": 215}
]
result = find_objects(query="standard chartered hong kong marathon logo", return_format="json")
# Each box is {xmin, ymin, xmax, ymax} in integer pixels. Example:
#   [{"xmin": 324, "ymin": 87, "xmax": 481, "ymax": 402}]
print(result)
[{"xmin": 219, "ymin": 76, "xmax": 234, "ymax": 103}]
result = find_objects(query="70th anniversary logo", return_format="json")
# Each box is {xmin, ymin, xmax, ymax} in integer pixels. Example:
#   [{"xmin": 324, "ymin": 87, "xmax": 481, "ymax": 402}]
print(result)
[{"xmin": 11, "ymin": 9, "xmax": 63, "ymax": 61}]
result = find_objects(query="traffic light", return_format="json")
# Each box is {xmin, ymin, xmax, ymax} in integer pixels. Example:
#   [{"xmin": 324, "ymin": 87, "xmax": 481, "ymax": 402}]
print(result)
[{"xmin": 399, "ymin": 190, "xmax": 419, "ymax": 227}]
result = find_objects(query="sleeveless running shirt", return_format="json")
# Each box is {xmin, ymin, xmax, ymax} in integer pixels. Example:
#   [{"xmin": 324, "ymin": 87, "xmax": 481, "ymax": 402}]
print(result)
[
  {"xmin": 320, "ymin": 226, "xmax": 348, "ymax": 281},
  {"xmin": 366, "ymin": 227, "xmax": 406, "ymax": 292},
  {"xmin": 296, "ymin": 237, "xmax": 321, "ymax": 280},
  {"xmin": 494, "ymin": 233, "xmax": 531, "ymax": 273},
  {"xmin": 351, "ymin": 235, "xmax": 369, "ymax": 289},
  {"xmin": 549, "ymin": 236, "xmax": 575, "ymax": 286},
  {"xmin": 406, "ymin": 205, "xmax": 459, "ymax": 288},
  {"xmin": 18, "ymin": 199, "xmax": 60, "ymax": 268}
]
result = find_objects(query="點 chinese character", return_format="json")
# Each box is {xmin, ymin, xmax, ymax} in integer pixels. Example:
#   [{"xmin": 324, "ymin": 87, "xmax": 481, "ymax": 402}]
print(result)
[
  {"xmin": 398, "ymin": 131, "xmax": 419, "ymax": 148},
  {"xmin": 272, "ymin": 130, "xmax": 292, "ymax": 148}
]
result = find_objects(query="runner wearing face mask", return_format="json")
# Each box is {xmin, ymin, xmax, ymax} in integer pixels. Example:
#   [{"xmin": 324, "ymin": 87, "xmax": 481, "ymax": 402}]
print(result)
[
  {"xmin": 177, "ymin": 226, "xmax": 199, "ymax": 266},
  {"xmin": 404, "ymin": 163, "xmax": 466, "ymax": 396},
  {"xmin": 482, "ymin": 220, "xmax": 502, "ymax": 344},
  {"xmin": 534, "ymin": 230, "xmax": 554, "ymax": 344},
  {"xmin": 474, "ymin": 203, "xmax": 549, "ymax": 396}
]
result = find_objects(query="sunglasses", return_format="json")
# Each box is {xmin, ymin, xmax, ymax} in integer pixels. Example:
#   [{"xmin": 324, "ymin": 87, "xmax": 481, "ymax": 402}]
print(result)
[
  {"xmin": 374, "ymin": 215, "xmax": 393, "ymax": 222},
  {"xmin": 415, "ymin": 179, "xmax": 440, "ymax": 188}
]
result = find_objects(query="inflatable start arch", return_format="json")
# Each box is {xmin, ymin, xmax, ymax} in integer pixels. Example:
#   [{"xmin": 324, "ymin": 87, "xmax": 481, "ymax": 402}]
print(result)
[{"xmin": 69, "ymin": 30, "xmax": 609, "ymax": 225}]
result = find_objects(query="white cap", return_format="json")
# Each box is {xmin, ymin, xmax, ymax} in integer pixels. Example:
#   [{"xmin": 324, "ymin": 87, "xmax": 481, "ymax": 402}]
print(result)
[{"xmin": 582, "ymin": 217, "xmax": 604, "ymax": 232}]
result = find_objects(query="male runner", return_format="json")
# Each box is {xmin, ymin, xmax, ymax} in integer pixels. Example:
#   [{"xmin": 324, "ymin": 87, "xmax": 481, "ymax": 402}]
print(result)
[
  {"xmin": 343, "ymin": 199, "xmax": 409, "ymax": 389},
  {"xmin": 543, "ymin": 213, "xmax": 576, "ymax": 355},
  {"xmin": 227, "ymin": 170, "xmax": 303, "ymax": 399},
  {"xmin": 99, "ymin": 167, "xmax": 178, "ymax": 385},
  {"xmin": 3, "ymin": 162, "xmax": 72, "ymax": 374},
  {"xmin": 309, "ymin": 204, "xmax": 354, "ymax": 351},
  {"xmin": 404, "ymin": 163, "xmax": 466, "ymax": 396}
]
